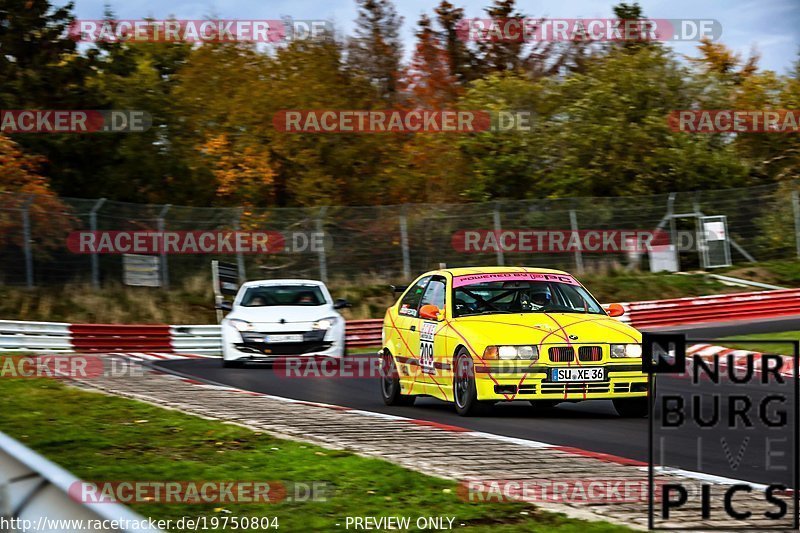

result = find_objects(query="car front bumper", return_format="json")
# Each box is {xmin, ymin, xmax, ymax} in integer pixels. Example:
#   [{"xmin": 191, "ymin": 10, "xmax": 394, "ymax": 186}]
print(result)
[
  {"xmin": 474, "ymin": 363, "xmax": 648, "ymax": 400},
  {"xmin": 224, "ymin": 329, "xmax": 342, "ymax": 361}
]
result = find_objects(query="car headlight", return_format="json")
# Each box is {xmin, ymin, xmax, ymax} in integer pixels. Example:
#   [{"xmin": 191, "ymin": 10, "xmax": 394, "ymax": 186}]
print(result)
[
  {"xmin": 227, "ymin": 319, "xmax": 254, "ymax": 332},
  {"xmin": 610, "ymin": 343, "xmax": 642, "ymax": 358},
  {"xmin": 313, "ymin": 317, "xmax": 338, "ymax": 330},
  {"xmin": 483, "ymin": 345, "xmax": 539, "ymax": 360}
]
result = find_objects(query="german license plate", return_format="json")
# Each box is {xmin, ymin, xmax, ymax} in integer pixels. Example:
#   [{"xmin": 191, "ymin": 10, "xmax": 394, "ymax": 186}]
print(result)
[
  {"xmin": 265, "ymin": 334, "xmax": 303, "ymax": 343},
  {"xmin": 551, "ymin": 367, "xmax": 605, "ymax": 382}
]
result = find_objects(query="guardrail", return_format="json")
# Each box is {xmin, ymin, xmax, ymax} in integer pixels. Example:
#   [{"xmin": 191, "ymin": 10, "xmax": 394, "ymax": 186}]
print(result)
[
  {"xmin": 1, "ymin": 289, "xmax": 799, "ymax": 354},
  {"xmin": 0, "ymin": 430, "xmax": 162, "ymax": 533},
  {"xmin": 624, "ymin": 288, "xmax": 800, "ymax": 329},
  {"xmin": 0, "ymin": 320, "xmax": 72, "ymax": 352},
  {"xmin": 0, "ymin": 320, "xmax": 383, "ymax": 354},
  {"xmin": 344, "ymin": 319, "xmax": 382, "ymax": 348}
]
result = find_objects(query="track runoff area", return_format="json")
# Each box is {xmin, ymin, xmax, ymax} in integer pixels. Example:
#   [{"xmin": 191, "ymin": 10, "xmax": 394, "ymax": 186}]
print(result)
[{"xmin": 154, "ymin": 317, "xmax": 800, "ymax": 530}]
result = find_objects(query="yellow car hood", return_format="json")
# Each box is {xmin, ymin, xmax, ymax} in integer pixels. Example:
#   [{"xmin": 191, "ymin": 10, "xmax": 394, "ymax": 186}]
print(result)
[{"xmin": 450, "ymin": 313, "xmax": 641, "ymax": 347}]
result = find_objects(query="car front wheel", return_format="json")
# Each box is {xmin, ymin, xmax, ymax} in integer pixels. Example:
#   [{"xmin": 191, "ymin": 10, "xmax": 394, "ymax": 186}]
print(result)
[{"xmin": 453, "ymin": 349, "xmax": 491, "ymax": 416}]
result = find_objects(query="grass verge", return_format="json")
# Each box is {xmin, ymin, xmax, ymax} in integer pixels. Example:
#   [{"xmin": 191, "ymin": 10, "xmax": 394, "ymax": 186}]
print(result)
[
  {"xmin": 0, "ymin": 375, "xmax": 630, "ymax": 533},
  {"xmin": 719, "ymin": 331, "xmax": 800, "ymax": 355}
]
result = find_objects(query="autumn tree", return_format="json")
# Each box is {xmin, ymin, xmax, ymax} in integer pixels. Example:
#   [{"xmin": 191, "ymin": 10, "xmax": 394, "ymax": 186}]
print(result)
[
  {"xmin": 475, "ymin": 0, "xmax": 527, "ymax": 74},
  {"xmin": 692, "ymin": 36, "xmax": 759, "ymax": 82},
  {"xmin": 0, "ymin": 136, "xmax": 74, "ymax": 252},
  {"xmin": 88, "ymin": 24, "xmax": 195, "ymax": 203},
  {"xmin": 534, "ymin": 45, "xmax": 748, "ymax": 196},
  {"xmin": 0, "ymin": 0, "xmax": 104, "ymax": 198},
  {"xmin": 434, "ymin": 1, "xmax": 479, "ymax": 85},
  {"xmin": 404, "ymin": 15, "xmax": 459, "ymax": 107},
  {"xmin": 201, "ymin": 134, "xmax": 275, "ymax": 207},
  {"xmin": 348, "ymin": 0, "xmax": 404, "ymax": 104}
]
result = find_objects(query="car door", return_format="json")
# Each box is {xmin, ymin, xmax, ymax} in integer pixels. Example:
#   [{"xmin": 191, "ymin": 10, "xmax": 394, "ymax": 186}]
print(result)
[
  {"xmin": 391, "ymin": 275, "xmax": 430, "ymax": 364},
  {"xmin": 414, "ymin": 276, "xmax": 447, "ymax": 391}
]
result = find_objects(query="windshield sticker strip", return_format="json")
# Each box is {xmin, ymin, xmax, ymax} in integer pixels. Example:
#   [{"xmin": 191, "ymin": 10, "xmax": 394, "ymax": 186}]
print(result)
[{"xmin": 452, "ymin": 272, "xmax": 580, "ymax": 288}]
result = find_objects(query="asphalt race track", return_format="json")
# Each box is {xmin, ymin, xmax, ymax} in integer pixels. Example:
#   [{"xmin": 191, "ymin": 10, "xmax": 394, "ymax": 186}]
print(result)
[{"xmin": 156, "ymin": 316, "xmax": 800, "ymax": 488}]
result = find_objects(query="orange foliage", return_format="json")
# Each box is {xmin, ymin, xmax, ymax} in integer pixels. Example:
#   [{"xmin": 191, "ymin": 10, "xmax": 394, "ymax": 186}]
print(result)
[
  {"xmin": 0, "ymin": 135, "xmax": 74, "ymax": 252},
  {"xmin": 201, "ymin": 134, "xmax": 275, "ymax": 207},
  {"xmin": 403, "ymin": 14, "xmax": 460, "ymax": 108}
]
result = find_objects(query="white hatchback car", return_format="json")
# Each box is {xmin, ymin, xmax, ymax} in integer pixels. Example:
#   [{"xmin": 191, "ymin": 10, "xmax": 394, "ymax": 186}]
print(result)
[{"xmin": 219, "ymin": 279, "xmax": 349, "ymax": 367}]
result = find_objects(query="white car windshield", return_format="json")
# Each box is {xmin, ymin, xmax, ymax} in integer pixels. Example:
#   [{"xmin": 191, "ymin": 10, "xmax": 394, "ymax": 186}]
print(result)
[
  {"xmin": 241, "ymin": 285, "xmax": 326, "ymax": 307},
  {"xmin": 453, "ymin": 276, "xmax": 605, "ymax": 317}
]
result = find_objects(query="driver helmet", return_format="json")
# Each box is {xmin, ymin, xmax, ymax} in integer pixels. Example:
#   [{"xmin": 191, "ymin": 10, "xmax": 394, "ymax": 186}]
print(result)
[{"xmin": 528, "ymin": 287, "xmax": 552, "ymax": 309}]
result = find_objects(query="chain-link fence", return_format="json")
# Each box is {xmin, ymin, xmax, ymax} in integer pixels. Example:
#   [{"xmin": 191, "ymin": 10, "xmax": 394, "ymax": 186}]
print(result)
[{"xmin": 1, "ymin": 182, "xmax": 799, "ymax": 288}]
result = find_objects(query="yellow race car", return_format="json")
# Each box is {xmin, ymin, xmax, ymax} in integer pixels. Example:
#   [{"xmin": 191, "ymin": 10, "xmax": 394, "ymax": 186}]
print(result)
[{"xmin": 380, "ymin": 267, "xmax": 648, "ymax": 417}]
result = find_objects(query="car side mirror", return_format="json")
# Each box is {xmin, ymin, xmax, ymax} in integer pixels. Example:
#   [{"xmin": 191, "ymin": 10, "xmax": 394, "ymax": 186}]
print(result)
[
  {"xmin": 333, "ymin": 298, "xmax": 351, "ymax": 310},
  {"xmin": 419, "ymin": 304, "xmax": 441, "ymax": 321},
  {"xmin": 217, "ymin": 300, "xmax": 233, "ymax": 312},
  {"xmin": 605, "ymin": 303, "xmax": 625, "ymax": 318}
]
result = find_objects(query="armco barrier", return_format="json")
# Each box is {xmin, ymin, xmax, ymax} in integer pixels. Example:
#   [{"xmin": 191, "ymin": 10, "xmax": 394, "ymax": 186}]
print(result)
[
  {"xmin": 0, "ymin": 320, "xmax": 384, "ymax": 354},
  {"xmin": 1, "ymin": 289, "xmax": 798, "ymax": 354},
  {"xmin": 624, "ymin": 288, "xmax": 800, "ymax": 329},
  {"xmin": 345, "ymin": 319, "xmax": 383, "ymax": 348},
  {"xmin": 0, "ymin": 430, "xmax": 162, "ymax": 533},
  {"xmin": 0, "ymin": 320, "xmax": 73, "ymax": 351},
  {"xmin": 70, "ymin": 324, "xmax": 173, "ymax": 352}
]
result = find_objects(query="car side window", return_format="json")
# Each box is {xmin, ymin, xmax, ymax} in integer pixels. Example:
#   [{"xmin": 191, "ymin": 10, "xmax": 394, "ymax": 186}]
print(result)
[
  {"xmin": 399, "ymin": 276, "xmax": 430, "ymax": 317},
  {"xmin": 420, "ymin": 278, "xmax": 446, "ymax": 310}
]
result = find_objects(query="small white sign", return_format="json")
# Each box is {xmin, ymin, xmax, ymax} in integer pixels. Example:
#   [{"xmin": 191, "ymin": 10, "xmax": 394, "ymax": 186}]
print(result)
[{"xmin": 123, "ymin": 254, "xmax": 161, "ymax": 287}]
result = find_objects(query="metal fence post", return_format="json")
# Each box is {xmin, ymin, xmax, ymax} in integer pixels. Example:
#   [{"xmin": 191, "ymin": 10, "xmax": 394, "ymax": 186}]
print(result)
[
  {"xmin": 569, "ymin": 209, "xmax": 584, "ymax": 274},
  {"xmin": 492, "ymin": 204, "xmax": 505, "ymax": 266},
  {"xmin": 667, "ymin": 192, "xmax": 679, "ymax": 270},
  {"xmin": 89, "ymin": 198, "xmax": 107, "ymax": 289},
  {"xmin": 157, "ymin": 204, "xmax": 171, "ymax": 289},
  {"xmin": 234, "ymin": 208, "xmax": 246, "ymax": 282},
  {"xmin": 316, "ymin": 207, "xmax": 328, "ymax": 282},
  {"xmin": 792, "ymin": 188, "xmax": 800, "ymax": 260},
  {"xmin": 21, "ymin": 196, "xmax": 34, "ymax": 289},
  {"xmin": 399, "ymin": 206, "xmax": 411, "ymax": 280}
]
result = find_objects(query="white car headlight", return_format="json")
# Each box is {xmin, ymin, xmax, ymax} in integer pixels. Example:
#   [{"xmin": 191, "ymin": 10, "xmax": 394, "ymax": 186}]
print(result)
[
  {"xmin": 483, "ymin": 345, "xmax": 539, "ymax": 360},
  {"xmin": 610, "ymin": 343, "xmax": 642, "ymax": 358},
  {"xmin": 313, "ymin": 317, "xmax": 338, "ymax": 330},
  {"xmin": 228, "ymin": 319, "xmax": 254, "ymax": 332}
]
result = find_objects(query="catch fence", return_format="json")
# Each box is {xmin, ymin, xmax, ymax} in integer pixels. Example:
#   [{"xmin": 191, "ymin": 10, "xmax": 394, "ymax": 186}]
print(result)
[{"xmin": 1, "ymin": 182, "xmax": 798, "ymax": 288}]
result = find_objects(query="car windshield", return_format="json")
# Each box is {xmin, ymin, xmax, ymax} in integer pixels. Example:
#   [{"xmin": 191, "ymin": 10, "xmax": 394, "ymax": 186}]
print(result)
[
  {"xmin": 452, "ymin": 275, "xmax": 605, "ymax": 317},
  {"xmin": 240, "ymin": 285, "xmax": 326, "ymax": 307}
]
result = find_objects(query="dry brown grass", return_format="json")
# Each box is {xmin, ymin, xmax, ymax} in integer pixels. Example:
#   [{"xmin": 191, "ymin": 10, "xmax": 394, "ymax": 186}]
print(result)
[{"xmin": 4, "ymin": 262, "xmax": 796, "ymax": 324}]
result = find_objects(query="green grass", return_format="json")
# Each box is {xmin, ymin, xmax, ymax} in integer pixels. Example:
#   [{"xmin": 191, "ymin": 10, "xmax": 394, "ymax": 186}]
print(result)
[
  {"xmin": 0, "ymin": 375, "xmax": 630, "ymax": 533},
  {"xmin": 719, "ymin": 331, "xmax": 800, "ymax": 355},
  {"xmin": 721, "ymin": 260, "xmax": 800, "ymax": 288},
  {"xmin": 576, "ymin": 270, "xmax": 738, "ymax": 303}
]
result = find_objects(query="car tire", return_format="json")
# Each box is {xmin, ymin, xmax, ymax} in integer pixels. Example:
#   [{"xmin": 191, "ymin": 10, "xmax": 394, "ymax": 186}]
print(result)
[
  {"xmin": 613, "ymin": 397, "xmax": 649, "ymax": 418},
  {"xmin": 381, "ymin": 351, "xmax": 415, "ymax": 406},
  {"xmin": 453, "ymin": 349, "xmax": 491, "ymax": 416},
  {"xmin": 222, "ymin": 359, "xmax": 244, "ymax": 369}
]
